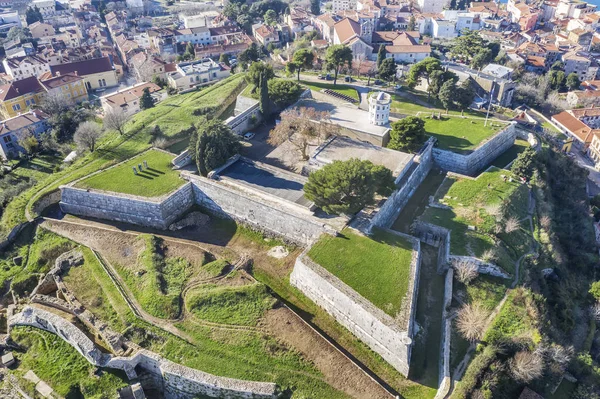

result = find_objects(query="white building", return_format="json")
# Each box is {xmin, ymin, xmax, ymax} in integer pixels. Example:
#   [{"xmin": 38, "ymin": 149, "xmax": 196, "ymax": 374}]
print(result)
[
  {"xmin": 175, "ymin": 27, "xmax": 211, "ymax": 45},
  {"xmin": 2, "ymin": 55, "xmax": 50, "ymax": 81},
  {"xmin": 31, "ymin": 0, "xmax": 56, "ymax": 17},
  {"xmin": 181, "ymin": 11, "xmax": 220, "ymax": 29},
  {"xmin": 332, "ymin": 0, "xmax": 358, "ymax": 13},
  {"xmin": 0, "ymin": 12, "xmax": 21, "ymax": 33},
  {"xmin": 167, "ymin": 58, "xmax": 230, "ymax": 91},
  {"xmin": 418, "ymin": 0, "xmax": 449, "ymax": 14},
  {"xmin": 369, "ymin": 92, "xmax": 391, "ymax": 126}
]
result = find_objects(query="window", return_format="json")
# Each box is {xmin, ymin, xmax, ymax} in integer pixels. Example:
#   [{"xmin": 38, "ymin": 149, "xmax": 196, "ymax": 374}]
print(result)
[
  {"xmin": 102, "ymin": 79, "xmax": 106, "ymax": 87},
  {"xmin": 12, "ymin": 104, "xmax": 21, "ymax": 111},
  {"xmin": 190, "ymin": 77, "xmax": 194, "ymax": 83},
  {"xmin": 3, "ymin": 136, "xmax": 11, "ymax": 143},
  {"xmin": 25, "ymin": 99, "xmax": 35, "ymax": 106},
  {"xmin": 212, "ymin": 72, "xmax": 216, "ymax": 78}
]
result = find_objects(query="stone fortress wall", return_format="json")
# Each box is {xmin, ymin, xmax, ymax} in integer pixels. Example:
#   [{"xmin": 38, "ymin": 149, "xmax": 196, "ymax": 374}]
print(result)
[
  {"xmin": 9, "ymin": 306, "xmax": 278, "ymax": 399},
  {"xmin": 432, "ymin": 123, "xmax": 517, "ymax": 176},
  {"xmin": 290, "ymin": 229, "xmax": 422, "ymax": 377}
]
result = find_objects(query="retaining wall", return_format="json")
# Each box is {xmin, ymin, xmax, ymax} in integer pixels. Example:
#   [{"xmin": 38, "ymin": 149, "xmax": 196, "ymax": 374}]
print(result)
[
  {"xmin": 432, "ymin": 123, "xmax": 517, "ymax": 176},
  {"xmin": 369, "ymin": 138, "xmax": 435, "ymax": 229},
  {"xmin": 60, "ymin": 183, "xmax": 194, "ymax": 230},
  {"xmin": 289, "ymin": 232, "xmax": 421, "ymax": 377},
  {"xmin": 187, "ymin": 174, "xmax": 337, "ymax": 245},
  {"xmin": 10, "ymin": 306, "xmax": 278, "ymax": 399}
]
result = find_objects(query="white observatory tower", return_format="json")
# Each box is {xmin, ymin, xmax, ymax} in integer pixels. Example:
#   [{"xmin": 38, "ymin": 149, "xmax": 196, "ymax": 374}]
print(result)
[{"xmin": 369, "ymin": 91, "xmax": 391, "ymax": 126}]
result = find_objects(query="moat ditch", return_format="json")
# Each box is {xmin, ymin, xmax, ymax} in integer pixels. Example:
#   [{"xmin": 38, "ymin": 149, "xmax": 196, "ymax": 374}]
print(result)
[{"xmin": 391, "ymin": 169, "xmax": 447, "ymax": 389}]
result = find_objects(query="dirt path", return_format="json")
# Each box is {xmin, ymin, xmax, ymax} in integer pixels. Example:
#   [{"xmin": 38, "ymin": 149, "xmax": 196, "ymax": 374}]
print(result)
[
  {"xmin": 41, "ymin": 216, "xmax": 395, "ymax": 398},
  {"xmin": 264, "ymin": 307, "xmax": 393, "ymax": 399}
]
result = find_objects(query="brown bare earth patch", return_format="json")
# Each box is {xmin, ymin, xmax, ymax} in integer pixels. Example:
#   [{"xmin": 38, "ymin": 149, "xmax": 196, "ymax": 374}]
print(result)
[{"xmin": 264, "ymin": 307, "xmax": 392, "ymax": 399}]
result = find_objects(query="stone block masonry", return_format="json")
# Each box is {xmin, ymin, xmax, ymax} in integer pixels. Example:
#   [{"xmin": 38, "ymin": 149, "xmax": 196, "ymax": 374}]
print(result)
[
  {"xmin": 60, "ymin": 183, "xmax": 195, "ymax": 230},
  {"xmin": 290, "ymin": 231, "xmax": 422, "ymax": 377},
  {"xmin": 10, "ymin": 306, "xmax": 278, "ymax": 399},
  {"xmin": 432, "ymin": 123, "xmax": 517, "ymax": 176}
]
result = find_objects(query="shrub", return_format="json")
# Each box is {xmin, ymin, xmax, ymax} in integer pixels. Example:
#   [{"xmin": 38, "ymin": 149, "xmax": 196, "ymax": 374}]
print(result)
[
  {"xmin": 455, "ymin": 260, "xmax": 479, "ymax": 285},
  {"xmin": 509, "ymin": 350, "xmax": 544, "ymax": 382},
  {"xmin": 590, "ymin": 281, "xmax": 600, "ymax": 301},
  {"xmin": 457, "ymin": 303, "xmax": 489, "ymax": 341}
]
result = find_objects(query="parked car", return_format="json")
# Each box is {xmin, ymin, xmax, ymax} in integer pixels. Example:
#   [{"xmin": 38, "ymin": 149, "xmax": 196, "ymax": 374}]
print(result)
[
  {"xmin": 243, "ymin": 132, "xmax": 255, "ymax": 140},
  {"xmin": 395, "ymin": 85, "xmax": 402, "ymax": 91},
  {"xmin": 317, "ymin": 74, "xmax": 324, "ymax": 79},
  {"xmin": 374, "ymin": 79, "xmax": 383, "ymax": 86},
  {"xmin": 325, "ymin": 74, "xmax": 332, "ymax": 81},
  {"xmin": 344, "ymin": 76, "xmax": 353, "ymax": 82}
]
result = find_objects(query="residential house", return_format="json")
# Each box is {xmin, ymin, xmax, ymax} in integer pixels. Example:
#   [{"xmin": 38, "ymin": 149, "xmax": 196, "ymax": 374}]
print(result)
[
  {"xmin": 0, "ymin": 76, "xmax": 46, "ymax": 119},
  {"xmin": 552, "ymin": 107, "xmax": 600, "ymax": 150},
  {"xmin": 28, "ymin": 21, "xmax": 55, "ymax": 39},
  {"xmin": 175, "ymin": 27, "xmax": 211, "ymax": 46},
  {"xmin": 100, "ymin": 82, "xmax": 164, "ymax": 113},
  {"xmin": 32, "ymin": 0, "xmax": 56, "ymax": 17},
  {"xmin": 130, "ymin": 52, "xmax": 169, "ymax": 82},
  {"xmin": 563, "ymin": 51, "xmax": 598, "ymax": 81},
  {"xmin": 40, "ymin": 72, "xmax": 87, "ymax": 103},
  {"xmin": 567, "ymin": 80, "xmax": 600, "ymax": 106},
  {"xmin": 448, "ymin": 62, "xmax": 516, "ymax": 107},
  {"xmin": 417, "ymin": 0, "xmax": 449, "ymax": 13},
  {"xmin": 0, "ymin": 12, "xmax": 21, "ymax": 33},
  {"xmin": 587, "ymin": 132, "xmax": 600, "ymax": 169},
  {"xmin": 181, "ymin": 11, "xmax": 221, "ymax": 29},
  {"xmin": 49, "ymin": 56, "xmax": 118, "ymax": 91},
  {"xmin": 2, "ymin": 55, "xmax": 51, "ymax": 81},
  {"xmin": 253, "ymin": 24, "xmax": 280, "ymax": 47},
  {"xmin": 333, "ymin": 0, "xmax": 358, "ymax": 13},
  {"xmin": 0, "ymin": 110, "xmax": 50, "ymax": 159},
  {"xmin": 382, "ymin": 31, "xmax": 431, "ymax": 63},
  {"xmin": 313, "ymin": 14, "xmax": 342, "ymax": 43},
  {"xmin": 194, "ymin": 34, "xmax": 253, "ymax": 59},
  {"xmin": 167, "ymin": 58, "xmax": 230, "ymax": 91}
]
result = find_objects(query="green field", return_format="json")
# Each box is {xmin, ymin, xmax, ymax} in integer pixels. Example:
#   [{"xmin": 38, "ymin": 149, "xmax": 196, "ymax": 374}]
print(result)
[
  {"xmin": 421, "ymin": 168, "xmax": 531, "ymax": 275},
  {"xmin": 490, "ymin": 139, "xmax": 530, "ymax": 169},
  {"xmin": 11, "ymin": 327, "xmax": 129, "ymax": 397},
  {"xmin": 186, "ymin": 281, "xmax": 276, "ymax": 326},
  {"xmin": 307, "ymin": 228, "xmax": 414, "ymax": 316},
  {"xmin": 75, "ymin": 149, "xmax": 183, "ymax": 197},
  {"xmin": 0, "ymin": 74, "xmax": 246, "ymax": 237},
  {"xmin": 423, "ymin": 116, "xmax": 508, "ymax": 153},
  {"xmin": 299, "ymin": 80, "xmax": 360, "ymax": 101}
]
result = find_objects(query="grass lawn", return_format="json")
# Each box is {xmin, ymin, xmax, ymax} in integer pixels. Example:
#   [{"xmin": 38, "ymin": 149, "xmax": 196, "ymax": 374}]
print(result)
[
  {"xmin": 484, "ymin": 288, "xmax": 541, "ymax": 345},
  {"xmin": 300, "ymin": 80, "xmax": 360, "ymax": 101},
  {"xmin": 421, "ymin": 168, "xmax": 531, "ymax": 274},
  {"xmin": 186, "ymin": 280, "xmax": 276, "ymax": 326},
  {"xmin": 11, "ymin": 327, "xmax": 129, "ymax": 397},
  {"xmin": 0, "ymin": 74, "xmax": 246, "ymax": 237},
  {"xmin": 75, "ymin": 149, "xmax": 183, "ymax": 197},
  {"xmin": 9, "ymin": 154, "xmax": 63, "ymax": 182},
  {"xmin": 490, "ymin": 139, "xmax": 529, "ymax": 169},
  {"xmin": 307, "ymin": 228, "xmax": 414, "ymax": 317},
  {"xmin": 423, "ymin": 116, "xmax": 508, "ymax": 153}
]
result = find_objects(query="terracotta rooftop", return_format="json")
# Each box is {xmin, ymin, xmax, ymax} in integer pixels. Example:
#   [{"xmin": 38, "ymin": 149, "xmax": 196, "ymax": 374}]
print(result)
[
  {"xmin": 101, "ymin": 82, "xmax": 161, "ymax": 108},
  {"xmin": 0, "ymin": 76, "xmax": 44, "ymax": 101},
  {"xmin": 50, "ymin": 56, "xmax": 113, "ymax": 77},
  {"xmin": 334, "ymin": 17, "xmax": 361, "ymax": 44},
  {"xmin": 0, "ymin": 109, "xmax": 49, "ymax": 135},
  {"xmin": 40, "ymin": 72, "xmax": 83, "ymax": 89}
]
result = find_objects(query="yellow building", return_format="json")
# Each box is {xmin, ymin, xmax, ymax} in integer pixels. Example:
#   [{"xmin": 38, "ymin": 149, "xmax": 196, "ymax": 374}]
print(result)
[
  {"xmin": 0, "ymin": 76, "xmax": 45, "ymax": 119},
  {"xmin": 49, "ymin": 56, "xmax": 118, "ymax": 92},
  {"xmin": 40, "ymin": 72, "xmax": 88, "ymax": 103},
  {"xmin": 0, "ymin": 73, "xmax": 89, "ymax": 120}
]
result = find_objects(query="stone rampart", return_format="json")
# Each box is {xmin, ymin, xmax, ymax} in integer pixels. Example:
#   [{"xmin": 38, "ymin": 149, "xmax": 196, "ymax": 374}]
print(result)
[
  {"xmin": 186, "ymin": 174, "xmax": 337, "ymax": 245},
  {"xmin": 9, "ymin": 306, "xmax": 278, "ymax": 399},
  {"xmin": 369, "ymin": 138, "xmax": 435, "ymax": 229},
  {"xmin": 432, "ymin": 123, "xmax": 517, "ymax": 176},
  {"xmin": 449, "ymin": 255, "xmax": 511, "ymax": 279},
  {"xmin": 412, "ymin": 221, "xmax": 451, "ymax": 274},
  {"xmin": 290, "ymin": 233, "xmax": 421, "ymax": 377},
  {"xmin": 59, "ymin": 183, "xmax": 194, "ymax": 230}
]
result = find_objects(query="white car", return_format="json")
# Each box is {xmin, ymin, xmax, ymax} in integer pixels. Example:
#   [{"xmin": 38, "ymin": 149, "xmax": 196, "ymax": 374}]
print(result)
[{"xmin": 243, "ymin": 132, "xmax": 255, "ymax": 140}]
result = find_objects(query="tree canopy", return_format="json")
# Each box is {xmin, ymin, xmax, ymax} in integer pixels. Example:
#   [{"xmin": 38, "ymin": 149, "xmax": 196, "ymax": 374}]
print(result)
[
  {"xmin": 139, "ymin": 88, "xmax": 154, "ymax": 110},
  {"xmin": 377, "ymin": 45, "xmax": 387, "ymax": 68},
  {"xmin": 247, "ymin": 62, "xmax": 275, "ymax": 89},
  {"xmin": 378, "ymin": 58, "xmax": 397, "ymax": 82},
  {"xmin": 511, "ymin": 146, "xmax": 537, "ymax": 180},
  {"xmin": 190, "ymin": 119, "xmax": 241, "ymax": 176},
  {"xmin": 325, "ymin": 45, "xmax": 353, "ymax": 85},
  {"xmin": 406, "ymin": 57, "xmax": 442, "ymax": 93},
  {"xmin": 566, "ymin": 73, "xmax": 580, "ymax": 91},
  {"xmin": 310, "ymin": 0, "xmax": 320, "ymax": 15},
  {"xmin": 267, "ymin": 79, "xmax": 303, "ymax": 108},
  {"xmin": 287, "ymin": 48, "xmax": 314, "ymax": 81},
  {"xmin": 387, "ymin": 116, "xmax": 427, "ymax": 153},
  {"xmin": 26, "ymin": 6, "xmax": 43, "ymax": 25},
  {"xmin": 304, "ymin": 158, "xmax": 396, "ymax": 215}
]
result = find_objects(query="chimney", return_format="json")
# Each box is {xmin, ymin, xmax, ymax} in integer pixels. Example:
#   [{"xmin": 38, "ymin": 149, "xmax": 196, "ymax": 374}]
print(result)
[
  {"xmin": 56, "ymin": 71, "xmax": 60, "ymax": 76},
  {"xmin": 74, "ymin": 71, "xmax": 78, "ymax": 76}
]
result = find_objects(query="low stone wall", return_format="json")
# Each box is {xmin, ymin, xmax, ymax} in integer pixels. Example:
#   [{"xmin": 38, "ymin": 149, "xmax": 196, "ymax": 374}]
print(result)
[
  {"xmin": 369, "ymin": 138, "xmax": 435, "ymax": 229},
  {"xmin": 432, "ymin": 123, "xmax": 517, "ymax": 176},
  {"xmin": 186, "ymin": 174, "xmax": 337, "ymax": 246},
  {"xmin": 31, "ymin": 189, "xmax": 62, "ymax": 218},
  {"xmin": 59, "ymin": 183, "xmax": 194, "ymax": 230},
  {"xmin": 0, "ymin": 222, "xmax": 30, "ymax": 252},
  {"xmin": 9, "ymin": 306, "xmax": 278, "ymax": 399},
  {"xmin": 448, "ymin": 255, "xmax": 510, "ymax": 279},
  {"xmin": 412, "ymin": 221, "xmax": 451, "ymax": 274},
  {"xmin": 290, "ymin": 233, "xmax": 421, "ymax": 377},
  {"xmin": 435, "ymin": 268, "xmax": 453, "ymax": 399}
]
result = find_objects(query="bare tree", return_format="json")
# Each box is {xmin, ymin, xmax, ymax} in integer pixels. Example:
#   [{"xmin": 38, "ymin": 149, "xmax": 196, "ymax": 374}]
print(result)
[
  {"xmin": 504, "ymin": 216, "xmax": 520, "ymax": 234},
  {"xmin": 455, "ymin": 260, "xmax": 479, "ymax": 285},
  {"xmin": 592, "ymin": 302, "xmax": 600, "ymax": 322},
  {"xmin": 481, "ymin": 248, "xmax": 496, "ymax": 263},
  {"xmin": 456, "ymin": 303, "xmax": 489, "ymax": 342},
  {"xmin": 74, "ymin": 121, "xmax": 103, "ymax": 152},
  {"xmin": 103, "ymin": 108, "xmax": 129, "ymax": 135},
  {"xmin": 540, "ymin": 214, "xmax": 552, "ymax": 230},
  {"xmin": 510, "ymin": 350, "xmax": 544, "ymax": 382},
  {"xmin": 543, "ymin": 344, "xmax": 573, "ymax": 368},
  {"xmin": 268, "ymin": 107, "xmax": 334, "ymax": 160}
]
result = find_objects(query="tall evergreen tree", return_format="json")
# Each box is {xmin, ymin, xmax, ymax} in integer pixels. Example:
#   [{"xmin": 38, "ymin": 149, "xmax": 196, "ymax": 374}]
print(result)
[
  {"xmin": 139, "ymin": 88, "xmax": 154, "ymax": 110},
  {"xmin": 259, "ymin": 71, "xmax": 271, "ymax": 117},
  {"xmin": 310, "ymin": 0, "xmax": 320, "ymax": 15},
  {"xmin": 377, "ymin": 45, "xmax": 387, "ymax": 68}
]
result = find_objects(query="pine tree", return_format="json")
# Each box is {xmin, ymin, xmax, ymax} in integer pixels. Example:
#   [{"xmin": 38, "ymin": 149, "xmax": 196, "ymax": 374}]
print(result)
[
  {"xmin": 377, "ymin": 45, "xmax": 387, "ymax": 68},
  {"xmin": 259, "ymin": 72, "xmax": 271, "ymax": 118},
  {"xmin": 139, "ymin": 88, "xmax": 155, "ymax": 110},
  {"xmin": 310, "ymin": 0, "xmax": 320, "ymax": 15}
]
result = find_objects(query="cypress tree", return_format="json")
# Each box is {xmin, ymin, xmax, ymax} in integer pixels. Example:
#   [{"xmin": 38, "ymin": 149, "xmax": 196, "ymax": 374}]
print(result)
[
  {"xmin": 259, "ymin": 71, "xmax": 270, "ymax": 118},
  {"xmin": 377, "ymin": 45, "xmax": 387, "ymax": 68}
]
